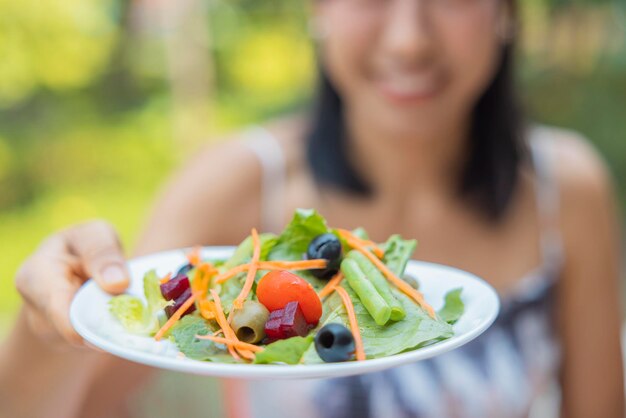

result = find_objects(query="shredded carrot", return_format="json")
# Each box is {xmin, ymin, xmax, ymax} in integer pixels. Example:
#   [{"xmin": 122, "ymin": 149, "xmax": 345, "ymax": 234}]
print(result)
[
  {"xmin": 159, "ymin": 272, "xmax": 172, "ymax": 285},
  {"xmin": 191, "ymin": 263, "xmax": 215, "ymax": 297},
  {"xmin": 213, "ymin": 264, "xmax": 249, "ymax": 284},
  {"xmin": 187, "ymin": 246, "xmax": 202, "ymax": 266},
  {"xmin": 235, "ymin": 348, "xmax": 256, "ymax": 361},
  {"xmin": 215, "ymin": 259, "xmax": 327, "ymax": 284},
  {"xmin": 337, "ymin": 229, "xmax": 384, "ymax": 258},
  {"xmin": 209, "ymin": 290, "xmax": 257, "ymax": 361},
  {"xmin": 232, "ymin": 228, "xmax": 261, "ymax": 310},
  {"xmin": 318, "ymin": 272, "xmax": 344, "ymax": 299},
  {"xmin": 256, "ymin": 260, "xmax": 327, "ymax": 270},
  {"xmin": 195, "ymin": 335, "xmax": 264, "ymax": 353},
  {"xmin": 154, "ymin": 293, "xmax": 196, "ymax": 341},
  {"xmin": 209, "ymin": 290, "xmax": 241, "ymax": 360},
  {"xmin": 343, "ymin": 235, "xmax": 436, "ymax": 318},
  {"xmin": 191, "ymin": 265, "xmax": 205, "ymax": 294},
  {"xmin": 198, "ymin": 300, "xmax": 216, "ymax": 320},
  {"xmin": 334, "ymin": 285, "xmax": 366, "ymax": 361},
  {"xmin": 189, "ymin": 263, "xmax": 217, "ymax": 320}
]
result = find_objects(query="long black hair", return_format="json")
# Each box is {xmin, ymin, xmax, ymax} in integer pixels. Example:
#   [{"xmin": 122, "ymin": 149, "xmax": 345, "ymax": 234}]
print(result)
[{"xmin": 306, "ymin": 42, "xmax": 526, "ymax": 221}]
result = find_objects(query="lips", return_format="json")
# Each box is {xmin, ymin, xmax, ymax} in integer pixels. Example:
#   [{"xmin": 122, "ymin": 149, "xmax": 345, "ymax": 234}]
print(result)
[{"xmin": 375, "ymin": 71, "xmax": 445, "ymax": 105}]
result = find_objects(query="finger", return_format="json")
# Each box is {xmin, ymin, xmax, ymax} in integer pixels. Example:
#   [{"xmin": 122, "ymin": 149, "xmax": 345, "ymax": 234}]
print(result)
[
  {"xmin": 84, "ymin": 341, "xmax": 105, "ymax": 353},
  {"xmin": 46, "ymin": 281, "xmax": 85, "ymax": 348},
  {"xmin": 16, "ymin": 235, "xmax": 84, "ymax": 315},
  {"xmin": 18, "ymin": 259, "xmax": 86, "ymax": 347},
  {"xmin": 24, "ymin": 303, "xmax": 60, "ymax": 344},
  {"xmin": 65, "ymin": 220, "xmax": 130, "ymax": 295}
]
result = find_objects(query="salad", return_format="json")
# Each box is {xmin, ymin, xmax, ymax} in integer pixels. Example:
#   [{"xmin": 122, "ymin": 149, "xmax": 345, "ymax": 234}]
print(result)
[{"xmin": 109, "ymin": 209, "xmax": 464, "ymax": 364}]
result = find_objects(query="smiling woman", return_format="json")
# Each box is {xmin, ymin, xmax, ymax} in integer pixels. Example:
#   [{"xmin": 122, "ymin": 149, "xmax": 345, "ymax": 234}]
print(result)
[
  {"xmin": 0, "ymin": 0, "xmax": 624, "ymax": 418},
  {"xmin": 308, "ymin": 0, "xmax": 523, "ymax": 219}
]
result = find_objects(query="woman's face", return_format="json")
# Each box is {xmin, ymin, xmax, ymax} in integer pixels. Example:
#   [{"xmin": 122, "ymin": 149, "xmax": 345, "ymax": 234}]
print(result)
[{"xmin": 315, "ymin": 0, "xmax": 510, "ymax": 139}]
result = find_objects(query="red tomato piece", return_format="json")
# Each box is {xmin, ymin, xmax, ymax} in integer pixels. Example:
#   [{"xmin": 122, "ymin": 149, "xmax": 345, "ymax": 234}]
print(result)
[{"xmin": 256, "ymin": 270, "xmax": 323, "ymax": 325}]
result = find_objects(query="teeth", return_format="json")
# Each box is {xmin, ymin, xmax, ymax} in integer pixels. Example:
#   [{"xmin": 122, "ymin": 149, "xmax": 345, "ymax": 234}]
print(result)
[{"xmin": 381, "ymin": 74, "xmax": 438, "ymax": 96}]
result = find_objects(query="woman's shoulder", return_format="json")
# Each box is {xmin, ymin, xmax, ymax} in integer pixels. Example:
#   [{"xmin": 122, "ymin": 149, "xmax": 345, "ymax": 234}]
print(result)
[
  {"xmin": 531, "ymin": 125, "xmax": 618, "ymax": 256},
  {"xmin": 531, "ymin": 124, "xmax": 614, "ymax": 200},
  {"xmin": 136, "ymin": 132, "xmax": 264, "ymax": 251},
  {"xmin": 142, "ymin": 115, "xmax": 308, "ymax": 247},
  {"xmin": 199, "ymin": 113, "xmax": 308, "ymax": 172}
]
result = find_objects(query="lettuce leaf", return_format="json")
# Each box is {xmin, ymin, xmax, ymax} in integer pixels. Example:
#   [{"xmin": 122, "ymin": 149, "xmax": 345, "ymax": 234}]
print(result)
[
  {"xmin": 302, "ymin": 284, "xmax": 453, "ymax": 363},
  {"xmin": 109, "ymin": 295, "xmax": 151, "ymax": 333},
  {"xmin": 437, "ymin": 288, "xmax": 464, "ymax": 324},
  {"xmin": 268, "ymin": 209, "xmax": 331, "ymax": 262},
  {"xmin": 267, "ymin": 209, "xmax": 332, "ymax": 290},
  {"xmin": 218, "ymin": 233, "xmax": 278, "ymax": 310},
  {"xmin": 223, "ymin": 233, "xmax": 278, "ymax": 269},
  {"xmin": 168, "ymin": 315, "xmax": 224, "ymax": 361},
  {"xmin": 143, "ymin": 270, "xmax": 170, "ymax": 313},
  {"xmin": 350, "ymin": 227, "xmax": 370, "ymax": 240},
  {"xmin": 219, "ymin": 210, "xmax": 331, "ymax": 304},
  {"xmin": 218, "ymin": 273, "xmax": 246, "ymax": 315},
  {"xmin": 109, "ymin": 270, "xmax": 171, "ymax": 335},
  {"xmin": 382, "ymin": 235, "xmax": 417, "ymax": 277},
  {"xmin": 254, "ymin": 336, "xmax": 314, "ymax": 364}
]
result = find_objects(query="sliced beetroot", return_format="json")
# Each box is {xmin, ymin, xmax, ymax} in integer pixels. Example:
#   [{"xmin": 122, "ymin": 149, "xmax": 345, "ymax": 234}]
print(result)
[
  {"xmin": 264, "ymin": 312, "xmax": 284, "ymax": 340},
  {"xmin": 164, "ymin": 287, "xmax": 196, "ymax": 318},
  {"xmin": 160, "ymin": 275, "xmax": 190, "ymax": 301},
  {"xmin": 263, "ymin": 301, "xmax": 309, "ymax": 341},
  {"xmin": 280, "ymin": 301, "xmax": 309, "ymax": 338}
]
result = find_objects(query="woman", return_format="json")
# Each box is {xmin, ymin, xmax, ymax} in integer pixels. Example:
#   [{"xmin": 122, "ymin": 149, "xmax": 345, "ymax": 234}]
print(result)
[{"xmin": 1, "ymin": 0, "xmax": 623, "ymax": 417}]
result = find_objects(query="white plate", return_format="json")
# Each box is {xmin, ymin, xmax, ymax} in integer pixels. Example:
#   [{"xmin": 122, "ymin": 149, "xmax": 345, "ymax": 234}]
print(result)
[{"xmin": 70, "ymin": 247, "xmax": 499, "ymax": 380}]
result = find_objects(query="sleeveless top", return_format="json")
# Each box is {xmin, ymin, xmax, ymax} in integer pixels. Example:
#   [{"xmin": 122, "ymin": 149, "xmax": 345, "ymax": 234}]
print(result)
[{"xmin": 130, "ymin": 126, "xmax": 564, "ymax": 418}]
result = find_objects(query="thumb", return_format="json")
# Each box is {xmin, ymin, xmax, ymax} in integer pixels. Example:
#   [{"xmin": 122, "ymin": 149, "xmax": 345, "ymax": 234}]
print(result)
[{"xmin": 66, "ymin": 220, "xmax": 130, "ymax": 294}]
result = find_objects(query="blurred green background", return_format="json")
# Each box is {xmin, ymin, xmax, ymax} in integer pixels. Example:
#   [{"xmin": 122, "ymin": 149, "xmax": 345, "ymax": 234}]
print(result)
[{"xmin": 0, "ymin": 0, "xmax": 624, "ymax": 335}]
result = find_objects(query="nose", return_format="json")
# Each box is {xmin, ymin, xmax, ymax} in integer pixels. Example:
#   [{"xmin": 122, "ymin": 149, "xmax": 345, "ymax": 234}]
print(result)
[{"xmin": 380, "ymin": 0, "xmax": 434, "ymax": 65}]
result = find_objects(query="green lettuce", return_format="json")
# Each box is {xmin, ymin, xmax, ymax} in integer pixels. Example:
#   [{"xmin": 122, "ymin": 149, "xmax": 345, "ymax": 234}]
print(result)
[
  {"xmin": 437, "ymin": 288, "xmax": 465, "ymax": 325},
  {"xmin": 268, "ymin": 209, "xmax": 331, "ymax": 262},
  {"xmin": 218, "ymin": 273, "xmax": 246, "ymax": 315},
  {"xmin": 302, "ymin": 284, "xmax": 453, "ymax": 363},
  {"xmin": 254, "ymin": 336, "xmax": 314, "ymax": 365},
  {"xmin": 168, "ymin": 316, "xmax": 224, "ymax": 361},
  {"xmin": 223, "ymin": 233, "xmax": 278, "ymax": 269},
  {"xmin": 109, "ymin": 270, "xmax": 171, "ymax": 335},
  {"xmin": 144, "ymin": 270, "xmax": 169, "ymax": 311},
  {"xmin": 382, "ymin": 235, "xmax": 417, "ymax": 277},
  {"xmin": 109, "ymin": 295, "xmax": 149, "ymax": 333},
  {"xmin": 218, "ymin": 233, "xmax": 278, "ymax": 310},
  {"xmin": 267, "ymin": 209, "xmax": 333, "ymax": 290},
  {"xmin": 350, "ymin": 227, "xmax": 370, "ymax": 240}
]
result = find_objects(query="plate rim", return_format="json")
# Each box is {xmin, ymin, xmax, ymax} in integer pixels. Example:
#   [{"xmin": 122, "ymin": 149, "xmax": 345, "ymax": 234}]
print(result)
[{"xmin": 70, "ymin": 246, "xmax": 500, "ymax": 379}]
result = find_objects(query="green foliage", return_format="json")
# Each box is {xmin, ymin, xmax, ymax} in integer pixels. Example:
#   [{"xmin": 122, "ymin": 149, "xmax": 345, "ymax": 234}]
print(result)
[
  {"xmin": 438, "ymin": 289, "xmax": 465, "ymax": 325},
  {"xmin": 302, "ymin": 286, "xmax": 454, "ymax": 363},
  {"xmin": 254, "ymin": 335, "xmax": 314, "ymax": 365},
  {"xmin": 0, "ymin": 0, "xmax": 121, "ymax": 107},
  {"xmin": 168, "ymin": 316, "xmax": 225, "ymax": 361}
]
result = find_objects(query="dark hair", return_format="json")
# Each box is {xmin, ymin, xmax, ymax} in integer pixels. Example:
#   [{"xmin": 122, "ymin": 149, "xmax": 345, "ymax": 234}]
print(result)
[{"xmin": 305, "ymin": 43, "xmax": 527, "ymax": 221}]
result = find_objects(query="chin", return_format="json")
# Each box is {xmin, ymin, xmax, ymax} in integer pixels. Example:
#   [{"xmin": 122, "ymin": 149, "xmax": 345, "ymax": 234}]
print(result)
[{"xmin": 371, "ymin": 104, "xmax": 449, "ymax": 140}]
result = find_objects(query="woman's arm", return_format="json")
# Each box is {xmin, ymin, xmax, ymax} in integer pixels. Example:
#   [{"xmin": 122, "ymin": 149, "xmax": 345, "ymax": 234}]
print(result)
[
  {"xmin": 556, "ymin": 135, "xmax": 624, "ymax": 418},
  {"xmin": 134, "ymin": 138, "xmax": 264, "ymax": 256},
  {"xmin": 0, "ymin": 137, "xmax": 264, "ymax": 418}
]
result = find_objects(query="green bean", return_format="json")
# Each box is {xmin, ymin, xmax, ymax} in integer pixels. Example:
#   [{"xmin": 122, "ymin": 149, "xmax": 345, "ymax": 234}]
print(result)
[
  {"xmin": 341, "ymin": 258, "xmax": 391, "ymax": 326},
  {"xmin": 228, "ymin": 300, "xmax": 269, "ymax": 343},
  {"xmin": 348, "ymin": 251, "xmax": 406, "ymax": 321}
]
